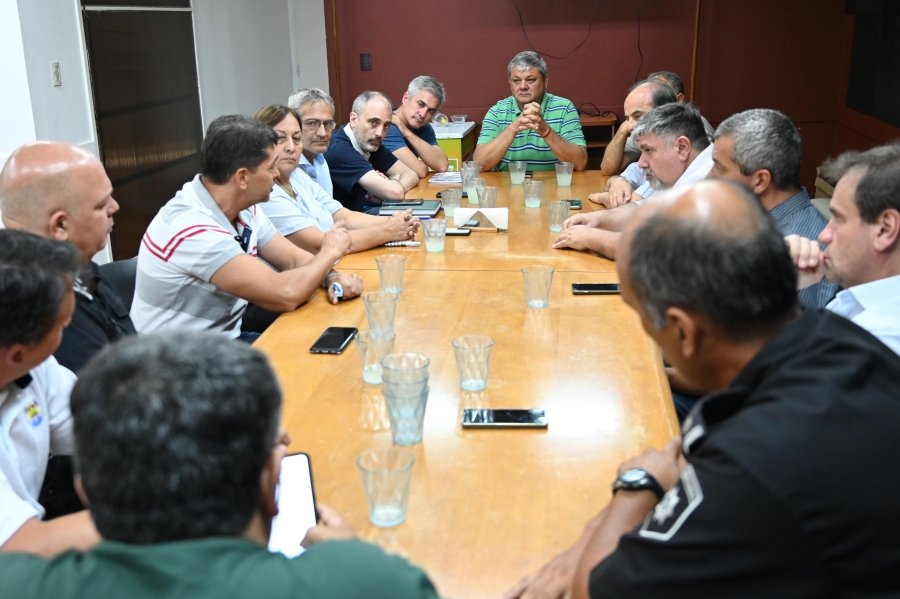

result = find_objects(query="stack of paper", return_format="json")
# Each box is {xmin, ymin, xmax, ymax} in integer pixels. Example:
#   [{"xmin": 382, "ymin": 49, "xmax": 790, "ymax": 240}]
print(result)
[{"xmin": 429, "ymin": 172, "xmax": 462, "ymax": 184}]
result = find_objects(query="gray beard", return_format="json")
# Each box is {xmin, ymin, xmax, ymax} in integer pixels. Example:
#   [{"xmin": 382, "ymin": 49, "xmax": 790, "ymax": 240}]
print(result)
[{"xmin": 642, "ymin": 167, "xmax": 667, "ymax": 191}]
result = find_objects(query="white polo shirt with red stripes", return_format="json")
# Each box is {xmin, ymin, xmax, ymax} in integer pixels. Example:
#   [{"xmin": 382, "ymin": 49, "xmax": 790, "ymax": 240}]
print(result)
[{"xmin": 130, "ymin": 175, "xmax": 277, "ymax": 338}]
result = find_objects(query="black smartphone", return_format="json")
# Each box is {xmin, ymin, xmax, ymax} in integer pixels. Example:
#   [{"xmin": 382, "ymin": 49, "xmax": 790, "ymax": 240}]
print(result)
[
  {"xmin": 436, "ymin": 191, "xmax": 468, "ymax": 199},
  {"xmin": 268, "ymin": 452, "xmax": 317, "ymax": 558},
  {"xmin": 446, "ymin": 227, "xmax": 472, "ymax": 236},
  {"xmin": 564, "ymin": 199, "xmax": 582, "ymax": 210},
  {"xmin": 309, "ymin": 327, "xmax": 358, "ymax": 354},
  {"xmin": 461, "ymin": 408, "xmax": 548, "ymax": 428},
  {"xmin": 525, "ymin": 171, "xmax": 534, "ymax": 178},
  {"xmin": 572, "ymin": 283, "xmax": 620, "ymax": 295},
  {"xmin": 383, "ymin": 199, "xmax": 424, "ymax": 206}
]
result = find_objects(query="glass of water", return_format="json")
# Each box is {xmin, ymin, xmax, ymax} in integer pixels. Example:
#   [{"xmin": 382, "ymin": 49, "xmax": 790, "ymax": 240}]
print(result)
[
  {"xmin": 357, "ymin": 448, "xmax": 415, "ymax": 527},
  {"xmin": 509, "ymin": 161, "xmax": 527, "ymax": 184},
  {"xmin": 523, "ymin": 180, "xmax": 543, "ymax": 208},
  {"xmin": 555, "ymin": 162, "xmax": 574, "ymax": 187},
  {"xmin": 522, "ymin": 265, "xmax": 554, "ymax": 308},
  {"xmin": 422, "ymin": 219, "xmax": 448, "ymax": 252},
  {"xmin": 546, "ymin": 201, "xmax": 569, "ymax": 232}
]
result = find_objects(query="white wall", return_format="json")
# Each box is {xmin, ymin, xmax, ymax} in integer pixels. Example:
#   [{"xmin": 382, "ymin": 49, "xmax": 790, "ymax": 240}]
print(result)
[
  {"xmin": 0, "ymin": 0, "xmax": 36, "ymax": 165},
  {"xmin": 15, "ymin": 0, "xmax": 98, "ymax": 156},
  {"xmin": 289, "ymin": 0, "xmax": 330, "ymax": 93},
  {"xmin": 193, "ymin": 0, "xmax": 295, "ymax": 127}
]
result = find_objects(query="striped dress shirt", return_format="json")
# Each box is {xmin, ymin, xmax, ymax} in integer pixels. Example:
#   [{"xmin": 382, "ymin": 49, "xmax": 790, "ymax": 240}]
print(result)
[
  {"xmin": 477, "ymin": 93, "xmax": 585, "ymax": 171},
  {"xmin": 769, "ymin": 189, "xmax": 839, "ymax": 308}
]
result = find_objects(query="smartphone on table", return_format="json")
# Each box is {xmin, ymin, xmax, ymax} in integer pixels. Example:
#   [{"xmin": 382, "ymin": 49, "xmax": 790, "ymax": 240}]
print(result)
[
  {"xmin": 309, "ymin": 327, "xmax": 358, "ymax": 354},
  {"xmin": 383, "ymin": 199, "xmax": 424, "ymax": 206},
  {"xmin": 268, "ymin": 452, "xmax": 317, "ymax": 558},
  {"xmin": 564, "ymin": 199, "xmax": 582, "ymax": 210},
  {"xmin": 571, "ymin": 283, "xmax": 620, "ymax": 295},
  {"xmin": 461, "ymin": 409, "xmax": 548, "ymax": 428}
]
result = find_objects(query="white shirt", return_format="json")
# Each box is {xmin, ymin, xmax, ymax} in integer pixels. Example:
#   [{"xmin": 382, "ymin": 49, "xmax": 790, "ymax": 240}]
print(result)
[
  {"xmin": 131, "ymin": 175, "xmax": 278, "ymax": 338},
  {"xmin": 826, "ymin": 274, "xmax": 900, "ymax": 356},
  {"xmin": 0, "ymin": 357, "xmax": 76, "ymax": 545},
  {"xmin": 299, "ymin": 152, "xmax": 333, "ymax": 198},
  {"xmin": 261, "ymin": 168, "xmax": 344, "ymax": 236},
  {"xmin": 635, "ymin": 145, "xmax": 714, "ymax": 206}
]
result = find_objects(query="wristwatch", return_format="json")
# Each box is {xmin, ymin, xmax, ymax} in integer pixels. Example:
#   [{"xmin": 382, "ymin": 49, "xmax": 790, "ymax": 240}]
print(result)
[{"xmin": 612, "ymin": 468, "xmax": 666, "ymax": 501}]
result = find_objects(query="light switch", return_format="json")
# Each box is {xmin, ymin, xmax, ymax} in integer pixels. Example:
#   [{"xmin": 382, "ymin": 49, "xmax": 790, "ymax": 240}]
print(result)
[
  {"xmin": 51, "ymin": 62, "xmax": 61, "ymax": 86},
  {"xmin": 360, "ymin": 54, "xmax": 372, "ymax": 71}
]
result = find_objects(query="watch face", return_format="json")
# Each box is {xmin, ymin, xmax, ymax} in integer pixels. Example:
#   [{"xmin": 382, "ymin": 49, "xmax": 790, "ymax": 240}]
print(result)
[{"xmin": 620, "ymin": 468, "xmax": 648, "ymax": 483}]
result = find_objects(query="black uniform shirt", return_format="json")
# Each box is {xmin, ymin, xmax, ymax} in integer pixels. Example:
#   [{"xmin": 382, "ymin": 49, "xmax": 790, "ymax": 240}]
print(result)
[
  {"xmin": 54, "ymin": 263, "xmax": 136, "ymax": 373},
  {"xmin": 590, "ymin": 309, "xmax": 900, "ymax": 598}
]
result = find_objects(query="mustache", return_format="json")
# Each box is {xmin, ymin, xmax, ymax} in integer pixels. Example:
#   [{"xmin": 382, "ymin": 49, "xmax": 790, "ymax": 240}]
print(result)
[{"xmin": 642, "ymin": 167, "xmax": 666, "ymax": 191}]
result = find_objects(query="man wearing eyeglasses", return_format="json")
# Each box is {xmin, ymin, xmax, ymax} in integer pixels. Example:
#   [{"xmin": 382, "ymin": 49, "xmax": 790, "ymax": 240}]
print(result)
[
  {"xmin": 382, "ymin": 76, "xmax": 450, "ymax": 178},
  {"xmin": 288, "ymin": 88, "xmax": 338, "ymax": 198}
]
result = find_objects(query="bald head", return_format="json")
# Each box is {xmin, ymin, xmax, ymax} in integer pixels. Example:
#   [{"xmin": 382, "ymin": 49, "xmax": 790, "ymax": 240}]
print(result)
[
  {"xmin": 619, "ymin": 180, "xmax": 798, "ymax": 341},
  {"xmin": 622, "ymin": 80, "xmax": 678, "ymax": 133},
  {"xmin": 0, "ymin": 141, "xmax": 117, "ymax": 260}
]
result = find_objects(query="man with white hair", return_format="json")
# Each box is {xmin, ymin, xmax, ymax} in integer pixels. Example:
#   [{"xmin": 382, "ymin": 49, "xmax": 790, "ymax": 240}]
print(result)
[
  {"xmin": 323, "ymin": 91, "xmax": 419, "ymax": 213},
  {"xmin": 553, "ymin": 103, "xmax": 713, "ymax": 259},
  {"xmin": 288, "ymin": 88, "xmax": 337, "ymax": 197},
  {"xmin": 383, "ymin": 76, "xmax": 449, "ymax": 177},
  {"xmin": 474, "ymin": 51, "xmax": 587, "ymax": 171}
]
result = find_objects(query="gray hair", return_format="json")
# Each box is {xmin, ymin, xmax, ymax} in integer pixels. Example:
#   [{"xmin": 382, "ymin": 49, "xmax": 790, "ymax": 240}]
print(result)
[
  {"xmin": 351, "ymin": 90, "xmax": 394, "ymax": 116},
  {"xmin": 647, "ymin": 71, "xmax": 685, "ymax": 96},
  {"xmin": 714, "ymin": 109, "xmax": 802, "ymax": 191},
  {"xmin": 407, "ymin": 75, "xmax": 446, "ymax": 106},
  {"xmin": 628, "ymin": 182, "xmax": 798, "ymax": 341},
  {"xmin": 287, "ymin": 88, "xmax": 335, "ymax": 114},
  {"xmin": 507, "ymin": 51, "xmax": 547, "ymax": 79},
  {"xmin": 632, "ymin": 102, "xmax": 710, "ymax": 152}
]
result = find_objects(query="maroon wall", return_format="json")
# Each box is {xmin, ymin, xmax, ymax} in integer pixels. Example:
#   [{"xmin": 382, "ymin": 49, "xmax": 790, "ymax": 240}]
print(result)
[{"xmin": 324, "ymin": 0, "xmax": 897, "ymax": 190}]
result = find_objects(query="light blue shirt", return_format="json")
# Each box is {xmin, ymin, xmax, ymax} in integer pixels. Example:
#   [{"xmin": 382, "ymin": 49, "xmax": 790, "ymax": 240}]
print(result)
[
  {"xmin": 826, "ymin": 274, "xmax": 900, "ymax": 356},
  {"xmin": 299, "ymin": 152, "xmax": 333, "ymax": 198},
  {"xmin": 260, "ymin": 168, "xmax": 344, "ymax": 236}
]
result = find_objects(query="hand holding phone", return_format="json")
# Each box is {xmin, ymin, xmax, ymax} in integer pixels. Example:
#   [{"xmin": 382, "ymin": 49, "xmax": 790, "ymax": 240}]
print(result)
[{"xmin": 268, "ymin": 453, "xmax": 317, "ymax": 558}]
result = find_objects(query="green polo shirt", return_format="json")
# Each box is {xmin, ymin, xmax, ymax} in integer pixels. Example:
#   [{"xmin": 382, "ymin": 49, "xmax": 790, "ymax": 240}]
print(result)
[
  {"xmin": 477, "ymin": 92, "xmax": 585, "ymax": 171},
  {"xmin": 0, "ymin": 537, "xmax": 440, "ymax": 599}
]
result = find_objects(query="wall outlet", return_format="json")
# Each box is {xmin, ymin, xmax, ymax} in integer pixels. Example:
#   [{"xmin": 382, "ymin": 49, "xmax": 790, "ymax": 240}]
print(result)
[
  {"xmin": 51, "ymin": 61, "xmax": 61, "ymax": 86},
  {"xmin": 360, "ymin": 53, "xmax": 372, "ymax": 71}
]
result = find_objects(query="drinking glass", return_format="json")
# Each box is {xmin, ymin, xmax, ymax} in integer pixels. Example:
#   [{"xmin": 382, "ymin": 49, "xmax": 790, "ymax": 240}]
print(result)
[
  {"xmin": 467, "ymin": 177, "xmax": 486, "ymax": 206},
  {"xmin": 362, "ymin": 291, "xmax": 399, "ymax": 338},
  {"xmin": 441, "ymin": 189, "xmax": 462, "ymax": 217},
  {"xmin": 523, "ymin": 180, "xmax": 543, "ymax": 208},
  {"xmin": 357, "ymin": 448, "xmax": 415, "ymax": 527},
  {"xmin": 509, "ymin": 161, "xmax": 527, "ymax": 185},
  {"xmin": 555, "ymin": 162, "xmax": 574, "ymax": 187},
  {"xmin": 477, "ymin": 187, "xmax": 499, "ymax": 208},
  {"xmin": 422, "ymin": 219, "xmax": 448, "ymax": 252},
  {"xmin": 383, "ymin": 387, "xmax": 429, "ymax": 445},
  {"xmin": 522, "ymin": 266, "xmax": 554, "ymax": 308},
  {"xmin": 375, "ymin": 255, "xmax": 406, "ymax": 294},
  {"xmin": 546, "ymin": 201, "xmax": 569, "ymax": 233},
  {"xmin": 355, "ymin": 330, "xmax": 395, "ymax": 384},
  {"xmin": 451, "ymin": 335, "xmax": 495, "ymax": 391}
]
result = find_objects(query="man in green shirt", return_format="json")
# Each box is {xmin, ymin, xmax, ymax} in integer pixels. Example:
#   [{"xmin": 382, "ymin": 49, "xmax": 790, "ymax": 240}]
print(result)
[
  {"xmin": 0, "ymin": 332, "xmax": 439, "ymax": 599},
  {"xmin": 474, "ymin": 51, "xmax": 587, "ymax": 171}
]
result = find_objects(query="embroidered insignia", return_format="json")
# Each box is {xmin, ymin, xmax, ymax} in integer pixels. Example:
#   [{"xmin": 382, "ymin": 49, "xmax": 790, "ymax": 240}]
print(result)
[
  {"xmin": 639, "ymin": 464, "xmax": 703, "ymax": 542},
  {"xmin": 25, "ymin": 400, "xmax": 43, "ymax": 427}
]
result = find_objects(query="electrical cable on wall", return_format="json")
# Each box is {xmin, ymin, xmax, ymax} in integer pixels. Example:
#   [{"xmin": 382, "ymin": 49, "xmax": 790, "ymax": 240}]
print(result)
[
  {"xmin": 577, "ymin": 102, "xmax": 615, "ymax": 117},
  {"xmin": 512, "ymin": 0, "xmax": 602, "ymax": 59},
  {"xmin": 635, "ymin": 0, "xmax": 646, "ymax": 82}
]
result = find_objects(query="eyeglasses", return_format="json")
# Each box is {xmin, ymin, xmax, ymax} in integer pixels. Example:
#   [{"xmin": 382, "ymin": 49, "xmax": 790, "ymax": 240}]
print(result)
[{"xmin": 301, "ymin": 119, "xmax": 337, "ymax": 131}]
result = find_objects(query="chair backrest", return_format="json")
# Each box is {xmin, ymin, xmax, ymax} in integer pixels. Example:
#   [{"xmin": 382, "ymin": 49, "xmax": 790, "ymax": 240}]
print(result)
[{"xmin": 99, "ymin": 258, "xmax": 138, "ymax": 313}]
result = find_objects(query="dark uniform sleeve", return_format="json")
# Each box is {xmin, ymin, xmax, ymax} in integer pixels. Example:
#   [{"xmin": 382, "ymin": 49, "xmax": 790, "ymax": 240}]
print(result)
[
  {"xmin": 589, "ymin": 452, "xmax": 828, "ymax": 599},
  {"xmin": 323, "ymin": 134, "xmax": 376, "ymax": 196}
]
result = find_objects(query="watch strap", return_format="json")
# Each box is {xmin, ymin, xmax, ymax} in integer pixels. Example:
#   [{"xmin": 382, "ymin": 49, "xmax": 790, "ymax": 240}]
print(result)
[{"xmin": 612, "ymin": 469, "xmax": 667, "ymax": 501}]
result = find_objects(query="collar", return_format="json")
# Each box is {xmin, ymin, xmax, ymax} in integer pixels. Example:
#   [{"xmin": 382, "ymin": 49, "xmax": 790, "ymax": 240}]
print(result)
[
  {"xmin": 14, "ymin": 374, "xmax": 32, "ymax": 390},
  {"xmin": 300, "ymin": 152, "xmax": 323, "ymax": 168},
  {"xmin": 769, "ymin": 188, "xmax": 812, "ymax": 222},
  {"xmin": 190, "ymin": 175, "xmax": 240, "ymax": 235},
  {"xmin": 675, "ymin": 145, "xmax": 714, "ymax": 187},
  {"xmin": 832, "ymin": 274, "xmax": 900, "ymax": 314},
  {"xmin": 512, "ymin": 92, "xmax": 551, "ymax": 116},
  {"xmin": 343, "ymin": 123, "xmax": 370, "ymax": 160},
  {"xmin": 681, "ymin": 309, "xmax": 817, "ymax": 454}
]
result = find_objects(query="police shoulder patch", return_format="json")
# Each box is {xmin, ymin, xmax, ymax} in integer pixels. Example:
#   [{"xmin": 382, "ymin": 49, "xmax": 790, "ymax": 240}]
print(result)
[{"xmin": 638, "ymin": 464, "xmax": 703, "ymax": 542}]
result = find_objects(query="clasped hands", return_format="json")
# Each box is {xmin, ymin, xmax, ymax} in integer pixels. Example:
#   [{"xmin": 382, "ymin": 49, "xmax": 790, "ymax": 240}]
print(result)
[{"xmin": 511, "ymin": 102, "xmax": 550, "ymax": 137}]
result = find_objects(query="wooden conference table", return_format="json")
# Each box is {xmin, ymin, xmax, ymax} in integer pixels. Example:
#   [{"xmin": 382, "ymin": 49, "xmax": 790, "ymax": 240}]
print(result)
[{"xmin": 254, "ymin": 171, "xmax": 679, "ymax": 599}]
